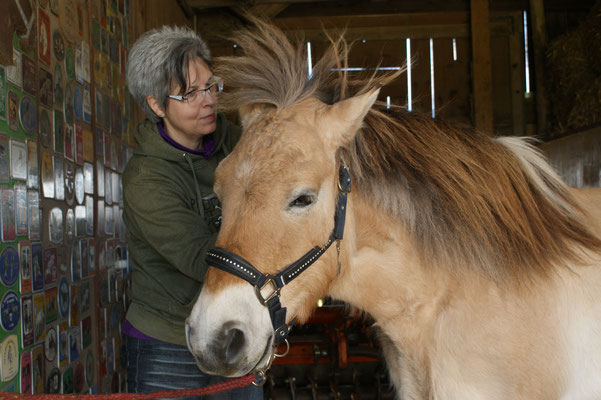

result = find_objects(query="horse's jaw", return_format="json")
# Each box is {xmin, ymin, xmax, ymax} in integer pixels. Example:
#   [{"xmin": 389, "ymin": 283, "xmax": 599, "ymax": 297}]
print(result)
[{"xmin": 186, "ymin": 283, "xmax": 274, "ymax": 377}]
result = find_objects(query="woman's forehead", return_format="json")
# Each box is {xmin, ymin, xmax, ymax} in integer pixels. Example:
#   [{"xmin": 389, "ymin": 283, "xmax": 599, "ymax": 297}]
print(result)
[
  {"xmin": 187, "ymin": 58, "xmax": 211, "ymax": 86},
  {"xmin": 171, "ymin": 57, "xmax": 211, "ymax": 91}
]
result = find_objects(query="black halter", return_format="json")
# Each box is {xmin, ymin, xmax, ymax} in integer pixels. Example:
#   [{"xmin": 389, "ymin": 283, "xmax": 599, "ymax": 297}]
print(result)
[{"xmin": 205, "ymin": 164, "xmax": 351, "ymax": 344}]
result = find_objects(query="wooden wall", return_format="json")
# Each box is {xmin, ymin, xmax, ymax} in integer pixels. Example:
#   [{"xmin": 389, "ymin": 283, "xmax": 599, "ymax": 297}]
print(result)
[
  {"xmin": 268, "ymin": 11, "xmax": 525, "ymax": 135},
  {"xmin": 542, "ymin": 126, "xmax": 601, "ymax": 188}
]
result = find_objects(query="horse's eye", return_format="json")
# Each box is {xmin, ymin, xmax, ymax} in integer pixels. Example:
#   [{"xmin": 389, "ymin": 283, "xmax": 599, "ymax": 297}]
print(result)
[{"xmin": 289, "ymin": 195, "xmax": 313, "ymax": 208}]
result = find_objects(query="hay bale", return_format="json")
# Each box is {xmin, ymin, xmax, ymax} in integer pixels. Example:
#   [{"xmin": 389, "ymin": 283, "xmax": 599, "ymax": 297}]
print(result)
[{"xmin": 545, "ymin": 0, "xmax": 601, "ymax": 136}]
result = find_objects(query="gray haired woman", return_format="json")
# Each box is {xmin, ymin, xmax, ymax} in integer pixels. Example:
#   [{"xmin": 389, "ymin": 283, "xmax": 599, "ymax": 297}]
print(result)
[{"xmin": 123, "ymin": 26, "xmax": 262, "ymax": 399}]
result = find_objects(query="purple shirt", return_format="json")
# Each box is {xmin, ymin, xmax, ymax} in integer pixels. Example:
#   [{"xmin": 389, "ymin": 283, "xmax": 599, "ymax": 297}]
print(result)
[
  {"xmin": 123, "ymin": 319, "xmax": 157, "ymax": 341},
  {"xmin": 157, "ymin": 122, "xmax": 216, "ymax": 158}
]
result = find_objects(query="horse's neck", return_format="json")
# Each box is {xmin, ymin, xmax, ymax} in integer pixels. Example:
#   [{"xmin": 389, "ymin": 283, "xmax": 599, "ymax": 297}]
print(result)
[
  {"xmin": 330, "ymin": 192, "xmax": 453, "ymax": 326},
  {"xmin": 329, "ymin": 192, "xmax": 478, "ymax": 357},
  {"xmin": 327, "ymin": 192, "xmax": 492, "ymax": 394}
]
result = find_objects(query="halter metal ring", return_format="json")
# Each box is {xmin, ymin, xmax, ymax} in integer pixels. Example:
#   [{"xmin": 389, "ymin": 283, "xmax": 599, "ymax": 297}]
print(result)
[{"xmin": 275, "ymin": 339, "xmax": 290, "ymax": 358}]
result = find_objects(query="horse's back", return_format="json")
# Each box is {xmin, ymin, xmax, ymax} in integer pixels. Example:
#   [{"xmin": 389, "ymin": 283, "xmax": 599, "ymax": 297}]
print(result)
[{"xmin": 556, "ymin": 187, "xmax": 601, "ymax": 399}]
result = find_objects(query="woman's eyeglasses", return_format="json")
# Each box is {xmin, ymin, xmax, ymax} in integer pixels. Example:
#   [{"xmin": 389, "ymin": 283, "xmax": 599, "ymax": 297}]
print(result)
[{"xmin": 168, "ymin": 76, "xmax": 224, "ymax": 105}]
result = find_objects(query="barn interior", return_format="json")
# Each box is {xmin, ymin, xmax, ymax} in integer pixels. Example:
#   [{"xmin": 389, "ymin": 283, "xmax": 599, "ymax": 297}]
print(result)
[{"xmin": 0, "ymin": 0, "xmax": 599, "ymax": 398}]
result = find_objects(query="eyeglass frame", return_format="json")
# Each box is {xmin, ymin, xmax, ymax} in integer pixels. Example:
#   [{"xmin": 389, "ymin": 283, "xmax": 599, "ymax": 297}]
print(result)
[{"xmin": 167, "ymin": 76, "xmax": 224, "ymax": 103}]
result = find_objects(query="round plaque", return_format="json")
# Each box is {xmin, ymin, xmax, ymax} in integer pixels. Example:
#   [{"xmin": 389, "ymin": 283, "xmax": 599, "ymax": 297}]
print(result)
[
  {"xmin": 58, "ymin": 0, "xmax": 84, "ymax": 43},
  {"xmin": 73, "ymin": 85, "xmax": 83, "ymax": 121},
  {"xmin": 49, "ymin": 207, "xmax": 64, "ymax": 244},
  {"xmin": 0, "ymin": 246, "xmax": 20, "ymax": 287},
  {"xmin": 45, "ymin": 326, "xmax": 57, "ymax": 362},
  {"xmin": 65, "ymin": 162, "xmax": 75, "ymax": 206},
  {"xmin": 58, "ymin": 276, "xmax": 70, "ymax": 318},
  {"xmin": 62, "ymin": 366, "xmax": 73, "ymax": 394},
  {"xmin": 38, "ymin": 108, "xmax": 52, "ymax": 148},
  {"xmin": 46, "ymin": 368, "xmax": 61, "ymax": 393},
  {"xmin": 65, "ymin": 45, "xmax": 75, "ymax": 81},
  {"xmin": 19, "ymin": 95, "xmax": 37, "ymax": 134},
  {"xmin": 65, "ymin": 208, "xmax": 75, "ymax": 241},
  {"xmin": 1, "ymin": 335, "xmax": 18, "ymax": 381},
  {"xmin": 75, "ymin": 167, "xmax": 84, "ymax": 205},
  {"xmin": 52, "ymin": 30, "xmax": 65, "ymax": 61},
  {"xmin": 64, "ymin": 82, "xmax": 74, "ymax": 125},
  {"xmin": 54, "ymin": 63, "xmax": 64, "ymax": 106},
  {"xmin": 85, "ymin": 352, "xmax": 94, "ymax": 387},
  {"xmin": 0, "ymin": 291, "xmax": 20, "ymax": 331},
  {"xmin": 74, "ymin": 362, "xmax": 84, "ymax": 393}
]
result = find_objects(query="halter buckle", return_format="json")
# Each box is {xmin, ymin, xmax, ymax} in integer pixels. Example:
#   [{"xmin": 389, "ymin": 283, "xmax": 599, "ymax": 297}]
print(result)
[
  {"xmin": 337, "ymin": 165, "xmax": 351, "ymax": 193},
  {"xmin": 251, "ymin": 339, "xmax": 289, "ymax": 387},
  {"xmin": 254, "ymin": 275, "xmax": 281, "ymax": 305}
]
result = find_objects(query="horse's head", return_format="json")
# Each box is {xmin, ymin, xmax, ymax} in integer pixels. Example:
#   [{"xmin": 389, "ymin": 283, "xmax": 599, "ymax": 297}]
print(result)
[{"xmin": 186, "ymin": 87, "xmax": 379, "ymax": 377}]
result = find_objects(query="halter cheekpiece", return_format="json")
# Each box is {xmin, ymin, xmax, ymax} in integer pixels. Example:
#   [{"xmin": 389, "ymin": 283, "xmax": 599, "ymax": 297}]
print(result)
[{"xmin": 205, "ymin": 162, "xmax": 351, "ymax": 380}]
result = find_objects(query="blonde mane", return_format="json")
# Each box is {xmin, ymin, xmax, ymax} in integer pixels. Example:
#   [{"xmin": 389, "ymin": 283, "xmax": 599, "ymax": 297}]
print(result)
[{"xmin": 216, "ymin": 19, "xmax": 601, "ymax": 283}]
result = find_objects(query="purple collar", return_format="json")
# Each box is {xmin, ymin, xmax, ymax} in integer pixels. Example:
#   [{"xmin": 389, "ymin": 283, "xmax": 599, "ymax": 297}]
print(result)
[{"xmin": 157, "ymin": 122, "xmax": 216, "ymax": 158}]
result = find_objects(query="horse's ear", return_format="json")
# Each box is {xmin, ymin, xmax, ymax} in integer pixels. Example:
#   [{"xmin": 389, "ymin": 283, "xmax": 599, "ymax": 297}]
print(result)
[
  {"xmin": 325, "ymin": 87, "xmax": 380, "ymax": 146},
  {"xmin": 238, "ymin": 103, "xmax": 275, "ymax": 130}
]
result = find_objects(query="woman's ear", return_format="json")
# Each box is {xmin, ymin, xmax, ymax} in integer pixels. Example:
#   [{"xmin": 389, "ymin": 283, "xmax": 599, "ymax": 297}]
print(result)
[{"xmin": 147, "ymin": 96, "xmax": 165, "ymax": 118}]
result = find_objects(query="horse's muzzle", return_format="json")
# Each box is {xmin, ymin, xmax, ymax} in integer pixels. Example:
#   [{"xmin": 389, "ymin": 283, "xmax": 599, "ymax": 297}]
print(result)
[{"xmin": 186, "ymin": 320, "xmax": 253, "ymax": 377}]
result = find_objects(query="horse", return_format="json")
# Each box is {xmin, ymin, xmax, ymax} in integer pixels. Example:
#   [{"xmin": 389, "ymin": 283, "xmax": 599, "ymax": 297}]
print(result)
[{"xmin": 186, "ymin": 20, "xmax": 601, "ymax": 399}]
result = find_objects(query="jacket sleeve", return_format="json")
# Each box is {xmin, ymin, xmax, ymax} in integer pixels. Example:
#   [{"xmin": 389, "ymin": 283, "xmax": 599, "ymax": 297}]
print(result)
[{"xmin": 123, "ymin": 169, "xmax": 216, "ymax": 282}]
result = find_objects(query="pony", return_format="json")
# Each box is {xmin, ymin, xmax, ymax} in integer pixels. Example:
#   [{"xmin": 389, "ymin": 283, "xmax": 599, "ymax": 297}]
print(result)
[{"xmin": 186, "ymin": 19, "xmax": 601, "ymax": 399}]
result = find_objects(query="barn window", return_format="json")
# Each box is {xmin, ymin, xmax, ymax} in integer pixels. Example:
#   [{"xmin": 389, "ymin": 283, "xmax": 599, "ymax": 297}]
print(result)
[
  {"xmin": 307, "ymin": 41, "xmax": 313, "ymax": 78},
  {"xmin": 430, "ymin": 38, "xmax": 436, "ymax": 118},
  {"xmin": 452, "ymin": 38, "xmax": 458, "ymax": 61},
  {"xmin": 523, "ymin": 11, "xmax": 531, "ymax": 94},
  {"xmin": 406, "ymin": 38, "xmax": 412, "ymax": 112}
]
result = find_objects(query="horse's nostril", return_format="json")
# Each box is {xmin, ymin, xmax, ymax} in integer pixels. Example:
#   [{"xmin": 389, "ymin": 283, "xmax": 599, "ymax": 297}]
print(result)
[{"xmin": 224, "ymin": 327, "xmax": 246, "ymax": 364}]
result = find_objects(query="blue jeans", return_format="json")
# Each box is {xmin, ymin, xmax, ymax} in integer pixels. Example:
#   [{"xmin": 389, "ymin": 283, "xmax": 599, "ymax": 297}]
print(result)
[{"xmin": 126, "ymin": 336, "xmax": 263, "ymax": 399}]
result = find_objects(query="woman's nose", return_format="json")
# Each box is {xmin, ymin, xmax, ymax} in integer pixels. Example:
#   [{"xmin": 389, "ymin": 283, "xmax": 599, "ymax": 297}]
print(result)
[{"xmin": 203, "ymin": 91, "xmax": 217, "ymax": 106}]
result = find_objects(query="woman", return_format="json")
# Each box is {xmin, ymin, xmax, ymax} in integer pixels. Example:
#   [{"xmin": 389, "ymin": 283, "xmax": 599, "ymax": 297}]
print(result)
[{"xmin": 123, "ymin": 26, "xmax": 262, "ymax": 399}]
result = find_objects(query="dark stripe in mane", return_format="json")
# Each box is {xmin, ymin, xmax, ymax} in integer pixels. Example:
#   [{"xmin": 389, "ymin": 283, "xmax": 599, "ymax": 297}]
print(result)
[{"xmin": 216, "ymin": 18, "xmax": 601, "ymax": 283}]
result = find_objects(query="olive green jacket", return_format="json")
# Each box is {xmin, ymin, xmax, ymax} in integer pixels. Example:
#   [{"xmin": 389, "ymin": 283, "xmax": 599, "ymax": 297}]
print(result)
[{"xmin": 123, "ymin": 114, "xmax": 240, "ymax": 345}]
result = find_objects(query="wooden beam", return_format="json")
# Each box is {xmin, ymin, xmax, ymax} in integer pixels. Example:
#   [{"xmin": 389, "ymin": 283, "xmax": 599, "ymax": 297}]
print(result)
[
  {"xmin": 177, "ymin": 0, "xmax": 195, "ymax": 18},
  {"xmin": 188, "ymin": 0, "xmax": 336, "ymax": 9},
  {"xmin": 232, "ymin": 4, "xmax": 290, "ymax": 19},
  {"xmin": 529, "ymin": 0, "xmax": 547, "ymax": 136},
  {"xmin": 508, "ymin": 11, "xmax": 526, "ymax": 136},
  {"xmin": 470, "ymin": 0, "xmax": 494, "ymax": 134}
]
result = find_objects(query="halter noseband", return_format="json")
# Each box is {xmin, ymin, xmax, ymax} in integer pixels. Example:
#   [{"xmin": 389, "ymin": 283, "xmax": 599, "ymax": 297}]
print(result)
[{"xmin": 205, "ymin": 163, "xmax": 351, "ymax": 379}]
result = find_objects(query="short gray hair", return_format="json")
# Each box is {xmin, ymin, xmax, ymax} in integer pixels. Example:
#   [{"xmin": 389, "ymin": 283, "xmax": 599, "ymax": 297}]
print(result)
[{"xmin": 127, "ymin": 26, "xmax": 211, "ymax": 122}]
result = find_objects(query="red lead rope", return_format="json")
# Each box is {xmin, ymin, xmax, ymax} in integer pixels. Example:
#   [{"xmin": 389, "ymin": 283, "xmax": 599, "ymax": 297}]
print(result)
[{"xmin": 0, "ymin": 374, "xmax": 257, "ymax": 400}]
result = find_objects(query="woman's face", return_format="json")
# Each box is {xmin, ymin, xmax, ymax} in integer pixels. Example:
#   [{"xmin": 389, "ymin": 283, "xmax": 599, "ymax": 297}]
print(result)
[{"xmin": 162, "ymin": 58, "xmax": 218, "ymax": 148}]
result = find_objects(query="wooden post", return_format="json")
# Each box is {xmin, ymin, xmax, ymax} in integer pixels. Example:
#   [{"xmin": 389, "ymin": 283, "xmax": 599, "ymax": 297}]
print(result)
[
  {"xmin": 470, "ymin": 0, "xmax": 494, "ymax": 135},
  {"xmin": 529, "ymin": 0, "xmax": 547, "ymax": 136}
]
